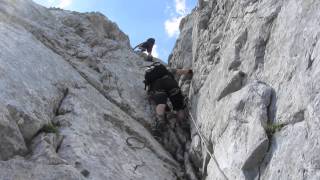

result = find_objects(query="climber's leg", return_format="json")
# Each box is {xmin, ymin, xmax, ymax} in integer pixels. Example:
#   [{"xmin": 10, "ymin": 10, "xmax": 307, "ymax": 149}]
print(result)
[
  {"xmin": 156, "ymin": 104, "xmax": 166, "ymax": 116},
  {"xmin": 169, "ymin": 90, "xmax": 185, "ymax": 120},
  {"xmin": 176, "ymin": 109, "xmax": 185, "ymax": 122},
  {"xmin": 151, "ymin": 92, "xmax": 168, "ymax": 137},
  {"xmin": 155, "ymin": 104, "xmax": 166, "ymax": 130}
]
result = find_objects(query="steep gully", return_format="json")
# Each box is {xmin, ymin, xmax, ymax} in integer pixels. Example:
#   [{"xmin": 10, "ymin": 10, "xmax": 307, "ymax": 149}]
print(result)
[
  {"xmin": 19, "ymin": 4, "xmax": 287, "ymax": 180},
  {"xmin": 26, "ymin": 28, "xmax": 200, "ymax": 179}
]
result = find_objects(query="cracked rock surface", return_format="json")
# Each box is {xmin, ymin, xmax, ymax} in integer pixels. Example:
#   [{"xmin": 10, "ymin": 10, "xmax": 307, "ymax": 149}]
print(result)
[
  {"xmin": 1, "ymin": 0, "xmax": 320, "ymax": 179},
  {"xmin": 170, "ymin": 0, "xmax": 320, "ymax": 179},
  {"xmin": 0, "ymin": 0, "xmax": 182, "ymax": 179}
]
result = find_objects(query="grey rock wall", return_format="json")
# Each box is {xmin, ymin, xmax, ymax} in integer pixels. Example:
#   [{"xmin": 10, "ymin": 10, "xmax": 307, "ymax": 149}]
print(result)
[
  {"xmin": 0, "ymin": 0, "xmax": 182, "ymax": 179},
  {"xmin": 1, "ymin": 0, "xmax": 319, "ymax": 179},
  {"xmin": 170, "ymin": 0, "xmax": 320, "ymax": 179}
]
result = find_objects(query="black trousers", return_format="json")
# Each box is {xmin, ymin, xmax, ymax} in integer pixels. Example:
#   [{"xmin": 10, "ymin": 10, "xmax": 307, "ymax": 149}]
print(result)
[{"xmin": 150, "ymin": 77, "xmax": 185, "ymax": 111}]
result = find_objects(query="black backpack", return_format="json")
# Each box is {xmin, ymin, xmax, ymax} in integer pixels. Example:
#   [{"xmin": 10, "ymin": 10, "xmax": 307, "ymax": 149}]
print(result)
[{"xmin": 143, "ymin": 62, "xmax": 173, "ymax": 90}]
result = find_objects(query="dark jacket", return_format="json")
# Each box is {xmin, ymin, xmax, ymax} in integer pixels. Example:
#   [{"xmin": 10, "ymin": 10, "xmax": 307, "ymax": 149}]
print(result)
[{"xmin": 140, "ymin": 38, "xmax": 155, "ymax": 53}]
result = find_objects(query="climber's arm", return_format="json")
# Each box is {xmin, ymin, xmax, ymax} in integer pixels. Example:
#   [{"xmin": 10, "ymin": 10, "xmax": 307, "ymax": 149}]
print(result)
[
  {"xmin": 175, "ymin": 69, "xmax": 193, "ymax": 76},
  {"xmin": 133, "ymin": 43, "xmax": 143, "ymax": 50}
]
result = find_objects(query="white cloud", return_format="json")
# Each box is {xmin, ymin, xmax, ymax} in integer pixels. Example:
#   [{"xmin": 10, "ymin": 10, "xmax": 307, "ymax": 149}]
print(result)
[
  {"xmin": 164, "ymin": 0, "xmax": 189, "ymax": 38},
  {"xmin": 152, "ymin": 45, "xmax": 159, "ymax": 58},
  {"xmin": 165, "ymin": 16, "xmax": 183, "ymax": 38},
  {"xmin": 175, "ymin": 0, "xmax": 186, "ymax": 15},
  {"xmin": 58, "ymin": 0, "xmax": 73, "ymax": 8},
  {"xmin": 36, "ymin": 0, "xmax": 73, "ymax": 9}
]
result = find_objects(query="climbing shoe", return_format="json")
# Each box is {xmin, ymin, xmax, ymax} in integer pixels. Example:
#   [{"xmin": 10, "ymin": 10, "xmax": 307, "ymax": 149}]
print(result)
[
  {"xmin": 151, "ymin": 124, "xmax": 161, "ymax": 139},
  {"xmin": 156, "ymin": 114, "xmax": 166, "ymax": 131},
  {"xmin": 151, "ymin": 114, "xmax": 166, "ymax": 140}
]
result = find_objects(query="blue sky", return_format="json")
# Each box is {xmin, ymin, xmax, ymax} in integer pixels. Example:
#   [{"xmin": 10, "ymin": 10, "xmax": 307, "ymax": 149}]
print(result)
[{"xmin": 32, "ymin": 0, "xmax": 197, "ymax": 62}]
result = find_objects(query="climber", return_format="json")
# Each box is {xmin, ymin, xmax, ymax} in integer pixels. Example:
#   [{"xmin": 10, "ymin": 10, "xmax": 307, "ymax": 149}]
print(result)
[
  {"xmin": 143, "ymin": 62, "xmax": 193, "ymax": 137},
  {"xmin": 133, "ymin": 38, "xmax": 155, "ymax": 62}
]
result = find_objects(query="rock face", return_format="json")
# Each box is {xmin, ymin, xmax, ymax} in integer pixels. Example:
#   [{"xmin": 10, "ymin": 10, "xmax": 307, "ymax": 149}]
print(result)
[
  {"xmin": 0, "ymin": 0, "xmax": 182, "ymax": 179},
  {"xmin": 170, "ymin": 0, "xmax": 320, "ymax": 179},
  {"xmin": 1, "ymin": 0, "xmax": 320, "ymax": 179}
]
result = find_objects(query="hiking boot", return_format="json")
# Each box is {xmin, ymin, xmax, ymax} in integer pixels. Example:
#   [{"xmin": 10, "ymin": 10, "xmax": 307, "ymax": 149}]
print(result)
[
  {"xmin": 156, "ymin": 120, "xmax": 166, "ymax": 132},
  {"xmin": 177, "ymin": 119, "xmax": 190, "ymax": 132},
  {"xmin": 151, "ymin": 123, "xmax": 164, "ymax": 142},
  {"xmin": 151, "ymin": 114, "xmax": 166, "ymax": 139},
  {"xmin": 156, "ymin": 114, "xmax": 166, "ymax": 131},
  {"xmin": 151, "ymin": 127, "xmax": 161, "ymax": 139}
]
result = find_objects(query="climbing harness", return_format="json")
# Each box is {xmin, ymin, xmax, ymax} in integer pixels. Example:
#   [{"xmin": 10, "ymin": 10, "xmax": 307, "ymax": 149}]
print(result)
[
  {"xmin": 126, "ymin": 136, "xmax": 146, "ymax": 150},
  {"xmin": 186, "ymin": 103, "xmax": 229, "ymax": 180},
  {"xmin": 168, "ymin": 87, "xmax": 180, "ymax": 97}
]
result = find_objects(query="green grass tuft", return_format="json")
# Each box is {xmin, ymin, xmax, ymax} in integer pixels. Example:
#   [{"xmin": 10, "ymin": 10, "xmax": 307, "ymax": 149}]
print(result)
[
  {"xmin": 265, "ymin": 123, "xmax": 285, "ymax": 138},
  {"xmin": 42, "ymin": 123, "xmax": 59, "ymax": 134}
]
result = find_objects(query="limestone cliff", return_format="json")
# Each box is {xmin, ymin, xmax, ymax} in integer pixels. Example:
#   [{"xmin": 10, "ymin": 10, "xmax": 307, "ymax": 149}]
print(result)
[
  {"xmin": 1, "ymin": 0, "xmax": 320, "ymax": 180},
  {"xmin": 170, "ymin": 0, "xmax": 320, "ymax": 179},
  {"xmin": 0, "ymin": 0, "xmax": 182, "ymax": 179}
]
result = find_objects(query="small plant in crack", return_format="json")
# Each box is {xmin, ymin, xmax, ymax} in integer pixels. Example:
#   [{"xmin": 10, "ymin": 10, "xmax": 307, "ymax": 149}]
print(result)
[
  {"xmin": 42, "ymin": 123, "xmax": 59, "ymax": 134},
  {"xmin": 265, "ymin": 123, "xmax": 285, "ymax": 138}
]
